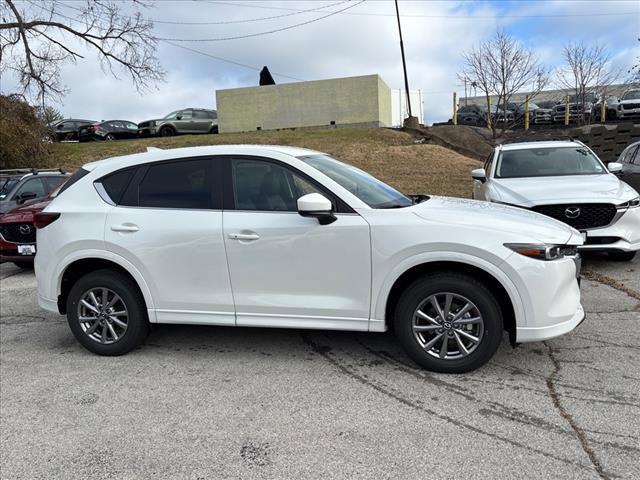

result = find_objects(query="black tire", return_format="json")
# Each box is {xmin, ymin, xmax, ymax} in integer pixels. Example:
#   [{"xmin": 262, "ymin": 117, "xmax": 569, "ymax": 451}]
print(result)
[
  {"xmin": 209, "ymin": 124, "xmax": 219, "ymax": 134},
  {"xmin": 159, "ymin": 126, "xmax": 175, "ymax": 137},
  {"xmin": 394, "ymin": 272, "xmax": 503, "ymax": 373},
  {"xmin": 608, "ymin": 250, "xmax": 636, "ymax": 262},
  {"xmin": 13, "ymin": 261, "xmax": 34, "ymax": 269},
  {"xmin": 105, "ymin": 133, "xmax": 116, "ymax": 141},
  {"xmin": 66, "ymin": 269, "xmax": 149, "ymax": 355}
]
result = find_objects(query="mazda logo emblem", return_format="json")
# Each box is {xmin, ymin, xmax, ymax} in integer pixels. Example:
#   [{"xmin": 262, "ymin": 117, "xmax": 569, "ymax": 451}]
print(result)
[
  {"xmin": 19, "ymin": 224, "xmax": 32, "ymax": 235},
  {"xmin": 565, "ymin": 207, "xmax": 581, "ymax": 219}
]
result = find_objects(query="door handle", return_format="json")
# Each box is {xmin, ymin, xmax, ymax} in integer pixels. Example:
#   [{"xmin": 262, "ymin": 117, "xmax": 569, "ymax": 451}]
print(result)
[
  {"xmin": 111, "ymin": 224, "xmax": 139, "ymax": 233},
  {"xmin": 228, "ymin": 233, "xmax": 259, "ymax": 241}
]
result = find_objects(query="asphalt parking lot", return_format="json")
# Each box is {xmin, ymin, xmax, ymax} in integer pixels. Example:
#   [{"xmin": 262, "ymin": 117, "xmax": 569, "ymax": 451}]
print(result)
[{"xmin": 1, "ymin": 255, "xmax": 638, "ymax": 479}]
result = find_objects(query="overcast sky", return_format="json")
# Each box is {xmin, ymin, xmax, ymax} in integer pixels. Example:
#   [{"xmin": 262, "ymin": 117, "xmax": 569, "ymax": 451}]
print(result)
[{"xmin": 3, "ymin": 0, "xmax": 639, "ymax": 124}]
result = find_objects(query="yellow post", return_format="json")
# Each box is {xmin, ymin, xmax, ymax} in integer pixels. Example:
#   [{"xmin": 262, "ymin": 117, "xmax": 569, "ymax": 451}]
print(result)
[
  {"xmin": 564, "ymin": 95, "xmax": 570, "ymax": 126},
  {"xmin": 452, "ymin": 92, "xmax": 457, "ymax": 126},
  {"xmin": 487, "ymin": 97, "xmax": 492, "ymax": 129},
  {"xmin": 524, "ymin": 95, "xmax": 530, "ymax": 131},
  {"xmin": 600, "ymin": 93, "xmax": 606, "ymax": 124}
]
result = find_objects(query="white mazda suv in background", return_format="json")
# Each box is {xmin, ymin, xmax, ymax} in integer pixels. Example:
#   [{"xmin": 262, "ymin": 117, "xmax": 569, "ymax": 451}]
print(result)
[
  {"xmin": 472, "ymin": 140, "xmax": 640, "ymax": 261},
  {"xmin": 36, "ymin": 145, "xmax": 584, "ymax": 373}
]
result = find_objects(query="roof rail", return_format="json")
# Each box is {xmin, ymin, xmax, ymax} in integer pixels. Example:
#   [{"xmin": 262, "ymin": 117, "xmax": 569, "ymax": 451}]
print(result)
[
  {"xmin": 0, "ymin": 167, "xmax": 66, "ymax": 175},
  {"xmin": 501, "ymin": 136, "xmax": 576, "ymax": 145}
]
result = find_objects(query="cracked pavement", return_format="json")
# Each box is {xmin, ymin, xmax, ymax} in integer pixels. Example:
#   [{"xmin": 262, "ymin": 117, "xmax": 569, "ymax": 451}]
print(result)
[{"xmin": 1, "ymin": 254, "xmax": 639, "ymax": 479}]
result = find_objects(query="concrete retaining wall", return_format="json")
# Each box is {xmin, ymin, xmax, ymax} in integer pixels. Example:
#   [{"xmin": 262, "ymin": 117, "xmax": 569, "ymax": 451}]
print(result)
[{"xmin": 570, "ymin": 124, "xmax": 640, "ymax": 162}]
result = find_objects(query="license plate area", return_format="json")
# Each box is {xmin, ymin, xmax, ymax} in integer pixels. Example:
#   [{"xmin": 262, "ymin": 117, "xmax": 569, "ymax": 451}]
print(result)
[{"xmin": 17, "ymin": 244, "xmax": 36, "ymax": 255}]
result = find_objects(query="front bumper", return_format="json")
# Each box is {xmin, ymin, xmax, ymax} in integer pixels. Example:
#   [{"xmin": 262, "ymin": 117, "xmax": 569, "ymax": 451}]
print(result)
[
  {"xmin": 138, "ymin": 127, "xmax": 158, "ymax": 137},
  {"xmin": 579, "ymin": 207, "xmax": 640, "ymax": 252},
  {"xmin": 517, "ymin": 305, "xmax": 585, "ymax": 342},
  {"xmin": 0, "ymin": 238, "xmax": 35, "ymax": 263},
  {"xmin": 618, "ymin": 108, "xmax": 640, "ymax": 118}
]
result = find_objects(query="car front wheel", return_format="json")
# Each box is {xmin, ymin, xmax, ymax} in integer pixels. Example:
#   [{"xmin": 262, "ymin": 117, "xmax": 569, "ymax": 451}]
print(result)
[
  {"xmin": 394, "ymin": 272, "xmax": 503, "ymax": 373},
  {"xmin": 608, "ymin": 250, "xmax": 636, "ymax": 262},
  {"xmin": 66, "ymin": 269, "xmax": 149, "ymax": 355}
]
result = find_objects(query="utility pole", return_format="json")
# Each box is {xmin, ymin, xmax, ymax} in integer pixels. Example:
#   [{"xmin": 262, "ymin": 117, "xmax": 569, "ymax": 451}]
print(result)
[{"xmin": 395, "ymin": 0, "xmax": 414, "ymax": 124}]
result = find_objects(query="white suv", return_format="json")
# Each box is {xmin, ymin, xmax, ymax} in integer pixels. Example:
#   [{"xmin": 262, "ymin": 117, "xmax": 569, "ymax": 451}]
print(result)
[
  {"xmin": 472, "ymin": 140, "xmax": 640, "ymax": 261},
  {"xmin": 36, "ymin": 146, "xmax": 585, "ymax": 373}
]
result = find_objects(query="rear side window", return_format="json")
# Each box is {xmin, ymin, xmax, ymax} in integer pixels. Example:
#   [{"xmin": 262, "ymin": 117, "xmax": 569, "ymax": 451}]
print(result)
[
  {"xmin": 138, "ymin": 159, "xmax": 212, "ymax": 209},
  {"xmin": 101, "ymin": 168, "xmax": 136, "ymax": 204},
  {"xmin": 57, "ymin": 168, "xmax": 90, "ymax": 196}
]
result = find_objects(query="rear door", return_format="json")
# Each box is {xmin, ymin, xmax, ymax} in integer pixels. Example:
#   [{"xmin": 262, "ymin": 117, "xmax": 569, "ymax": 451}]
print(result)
[
  {"xmin": 222, "ymin": 156, "xmax": 371, "ymax": 331},
  {"xmin": 192, "ymin": 110, "xmax": 212, "ymax": 133},
  {"xmin": 103, "ymin": 157, "xmax": 235, "ymax": 325}
]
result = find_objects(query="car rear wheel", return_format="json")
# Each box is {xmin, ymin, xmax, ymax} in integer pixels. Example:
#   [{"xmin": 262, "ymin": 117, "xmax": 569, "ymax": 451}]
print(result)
[
  {"xmin": 66, "ymin": 269, "xmax": 149, "ymax": 355},
  {"xmin": 608, "ymin": 250, "xmax": 636, "ymax": 262},
  {"xmin": 105, "ymin": 133, "xmax": 116, "ymax": 141},
  {"xmin": 159, "ymin": 126, "xmax": 175, "ymax": 137},
  {"xmin": 394, "ymin": 272, "xmax": 503, "ymax": 373}
]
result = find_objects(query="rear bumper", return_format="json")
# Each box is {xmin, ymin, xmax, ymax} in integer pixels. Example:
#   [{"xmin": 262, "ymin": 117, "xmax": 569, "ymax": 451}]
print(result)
[
  {"xmin": 516, "ymin": 304, "xmax": 585, "ymax": 342},
  {"xmin": 38, "ymin": 294, "xmax": 59, "ymax": 314}
]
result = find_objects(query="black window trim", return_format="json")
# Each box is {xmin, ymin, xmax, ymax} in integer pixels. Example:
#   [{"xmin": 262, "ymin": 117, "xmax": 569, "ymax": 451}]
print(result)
[
  {"xmin": 95, "ymin": 156, "xmax": 224, "ymax": 211},
  {"xmin": 223, "ymin": 155, "xmax": 356, "ymax": 214}
]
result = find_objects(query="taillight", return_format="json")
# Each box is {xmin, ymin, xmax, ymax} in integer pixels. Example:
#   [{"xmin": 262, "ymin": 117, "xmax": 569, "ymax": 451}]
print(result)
[{"xmin": 34, "ymin": 212, "xmax": 60, "ymax": 229}]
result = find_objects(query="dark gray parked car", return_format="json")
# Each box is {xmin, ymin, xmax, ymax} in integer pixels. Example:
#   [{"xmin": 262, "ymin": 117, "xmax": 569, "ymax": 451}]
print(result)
[
  {"xmin": 47, "ymin": 119, "xmax": 97, "ymax": 142},
  {"xmin": 0, "ymin": 169, "xmax": 69, "ymax": 215},
  {"xmin": 617, "ymin": 141, "xmax": 640, "ymax": 192},
  {"xmin": 138, "ymin": 108, "xmax": 218, "ymax": 137}
]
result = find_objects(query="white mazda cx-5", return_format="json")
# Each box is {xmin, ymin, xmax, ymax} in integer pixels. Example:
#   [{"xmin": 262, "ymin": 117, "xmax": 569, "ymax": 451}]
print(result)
[
  {"xmin": 36, "ymin": 145, "xmax": 585, "ymax": 373},
  {"xmin": 472, "ymin": 139, "xmax": 640, "ymax": 261}
]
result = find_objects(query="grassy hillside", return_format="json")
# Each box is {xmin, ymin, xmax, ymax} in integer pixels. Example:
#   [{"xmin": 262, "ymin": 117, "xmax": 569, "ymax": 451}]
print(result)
[{"xmin": 52, "ymin": 128, "xmax": 480, "ymax": 198}]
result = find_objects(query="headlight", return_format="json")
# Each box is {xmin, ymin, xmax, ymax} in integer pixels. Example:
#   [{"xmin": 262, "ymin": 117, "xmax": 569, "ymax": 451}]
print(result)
[
  {"xmin": 618, "ymin": 196, "xmax": 640, "ymax": 209},
  {"xmin": 505, "ymin": 243, "xmax": 578, "ymax": 261}
]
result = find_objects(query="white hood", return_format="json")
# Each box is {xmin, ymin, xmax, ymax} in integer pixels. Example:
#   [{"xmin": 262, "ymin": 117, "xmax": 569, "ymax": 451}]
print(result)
[
  {"xmin": 491, "ymin": 174, "xmax": 637, "ymax": 207},
  {"xmin": 411, "ymin": 196, "xmax": 579, "ymax": 246}
]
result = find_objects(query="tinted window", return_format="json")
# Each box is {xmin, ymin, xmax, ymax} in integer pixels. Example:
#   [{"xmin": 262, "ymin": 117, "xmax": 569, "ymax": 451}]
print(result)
[
  {"xmin": 15, "ymin": 178, "xmax": 46, "ymax": 198},
  {"xmin": 138, "ymin": 159, "xmax": 212, "ymax": 209},
  {"xmin": 193, "ymin": 110, "xmax": 211, "ymax": 119},
  {"xmin": 101, "ymin": 168, "xmax": 136, "ymax": 204},
  {"xmin": 631, "ymin": 146, "xmax": 640, "ymax": 165},
  {"xmin": 232, "ymin": 159, "xmax": 322, "ymax": 212},
  {"xmin": 57, "ymin": 168, "xmax": 90, "ymax": 196},
  {"xmin": 43, "ymin": 176, "xmax": 67, "ymax": 192},
  {"xmin": 622, "ymin": 146, "xmax": 638, "ymax": 164}
]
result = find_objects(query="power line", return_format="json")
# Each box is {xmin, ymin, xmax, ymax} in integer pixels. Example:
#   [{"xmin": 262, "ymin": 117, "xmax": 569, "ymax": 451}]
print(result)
[
  {"xmin": 163, "ymin": 41, "xmax": 305, "ymax": 81},
  {"xmin": 152, "ymin": 0, "xmax": 349, "ymax": 25},
  {"xmin": 201, "ymin": 1, "xmax": 636, "ymax": 19},
  {"xmin": 156, "ymin": 0, "xmax": 365, "ymax": 42}
]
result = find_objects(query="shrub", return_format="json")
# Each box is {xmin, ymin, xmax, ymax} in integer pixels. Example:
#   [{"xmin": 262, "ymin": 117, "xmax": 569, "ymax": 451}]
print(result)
[{"xmin": 0, "ymin": 94, "xmax": 52, "ymax": 169}]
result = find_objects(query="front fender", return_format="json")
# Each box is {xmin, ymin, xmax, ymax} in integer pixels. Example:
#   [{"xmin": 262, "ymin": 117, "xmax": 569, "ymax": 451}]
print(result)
[{"xmin": 370, "ymin": 250, "xmax": 525, "ymax": 332}]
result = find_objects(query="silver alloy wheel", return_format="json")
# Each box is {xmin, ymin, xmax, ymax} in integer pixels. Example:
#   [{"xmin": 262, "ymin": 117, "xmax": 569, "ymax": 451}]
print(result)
[
  {"xmin": 412, "ymin": 292, "xmax": 484, "ymax": 360},
  {"xmin": 77, "ymin": 287, "xmax": 128, "ymax": 344}
]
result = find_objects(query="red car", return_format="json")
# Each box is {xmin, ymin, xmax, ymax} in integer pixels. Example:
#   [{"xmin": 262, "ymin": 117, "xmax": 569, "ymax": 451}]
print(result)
[{"xmin": 0, "ymin": 196, "xmax": 54, "ymax": 268}]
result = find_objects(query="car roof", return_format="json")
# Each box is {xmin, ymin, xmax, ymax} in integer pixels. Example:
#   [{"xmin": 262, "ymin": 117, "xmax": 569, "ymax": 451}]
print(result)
[
  {"xmin": 83, "ymin": 145, "xmax": 323, "ymax": 171},
  {"xmin": 500, "ymin": 141, "xmax": 582, "ymax": 151}
]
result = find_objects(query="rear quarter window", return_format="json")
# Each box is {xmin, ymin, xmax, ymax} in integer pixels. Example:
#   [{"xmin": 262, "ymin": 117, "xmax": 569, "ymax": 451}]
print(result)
[{"xmin": 100, "ymin": 168, "xmax": 137, "ymax": 204}]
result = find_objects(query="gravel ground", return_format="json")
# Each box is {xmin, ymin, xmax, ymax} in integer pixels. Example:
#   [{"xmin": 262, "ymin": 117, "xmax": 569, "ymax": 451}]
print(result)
[{"xmin": 1, "ymin": 254, "xmax": 638, "ymax": 480}]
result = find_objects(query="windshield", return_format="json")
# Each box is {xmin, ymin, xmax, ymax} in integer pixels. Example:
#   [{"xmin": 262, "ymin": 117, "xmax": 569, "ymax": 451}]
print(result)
[
  {"xmin": 496, "ymin": 147, "xmax": 606, "ymax": 178},
  {"xmin": 0, "ymin": 178, "xmax": 19, "ymax": 199},
  {"xmin": 299, "ymin": 155, "xmax": 413, "ymax": 209},
  {"xmin": 622, "ymin": 90, "xmax": 640, "ymax": 100}
]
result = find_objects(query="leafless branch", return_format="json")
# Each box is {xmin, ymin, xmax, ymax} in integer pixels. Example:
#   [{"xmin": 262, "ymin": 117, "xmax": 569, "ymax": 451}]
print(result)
[{"xmin": 0, "ymin": 0, "xmax": 164, "ymax": 104}]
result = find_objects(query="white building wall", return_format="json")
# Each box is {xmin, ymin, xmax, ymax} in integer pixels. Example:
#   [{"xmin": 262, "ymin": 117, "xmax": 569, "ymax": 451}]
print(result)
[{"xmin": 391, "ymin": 89, "xmax": 424, "ymax": 127}]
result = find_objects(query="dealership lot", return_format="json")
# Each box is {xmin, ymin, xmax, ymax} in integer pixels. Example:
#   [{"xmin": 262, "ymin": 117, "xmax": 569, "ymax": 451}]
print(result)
[{"xmin": 1, "ymin": 256, "xmax": 638, "ymax": 479}]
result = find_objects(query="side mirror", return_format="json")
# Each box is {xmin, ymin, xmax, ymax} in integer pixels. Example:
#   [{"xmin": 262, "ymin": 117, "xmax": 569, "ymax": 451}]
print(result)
[
  {"xmin": 471, "ymin": 168, "xmax": 487, "ymax": 183},
  {"xmin": 297, "ymin": 193, "xmax": 336, "ymax": 225},
  {"xmin": 608, "ymin": 162, "xmax": 623, "ymax": 174},
  {"xmin": 16, "ymin": 192, "xmax": 37, "ymax": 204}
]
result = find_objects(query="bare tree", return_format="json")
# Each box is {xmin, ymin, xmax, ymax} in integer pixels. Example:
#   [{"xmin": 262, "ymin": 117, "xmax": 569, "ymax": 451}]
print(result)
[
  {"xmin": 557, "ymin": 42, "xmax": 618, "ymax": 125},
  {"xmin": 629, "ymin": 38, "xmax": 640, "ymax": 84},
  {"xmin": 0, "ymin": 0, "xmax": 164, "ymax": 105},
  {"xmin": 460, "ymin": 29, "xmax": 548, "ymax": 138}
]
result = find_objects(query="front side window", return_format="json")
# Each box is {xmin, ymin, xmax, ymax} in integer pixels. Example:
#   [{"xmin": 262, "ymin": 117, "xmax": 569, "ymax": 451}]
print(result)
[
  {"xmin": 232, "ymin": 159, "xmax": 321, "ymax": 212},
  {"xmin": 299, "ymin": 155, "xmax": 412, "ymax": 209},
  {"xmin": 15, "ymin": 178, "xmax": 46, "ymax": 198},
  {"xmin": 178, "ymin": 110, "xmax": 193, "ymax": 120},
  {"xmin": 138, "ymin": 159, "xmax": 212, "ymax": 209},
  {"xmin": 496, "ymin": 147, "xmax": 606, "ymax": 178}
]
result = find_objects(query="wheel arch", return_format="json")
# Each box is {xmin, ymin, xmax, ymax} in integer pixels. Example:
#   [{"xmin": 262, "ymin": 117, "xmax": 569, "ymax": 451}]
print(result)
[
  {"xmin": 56, "ymin": 252, "xmax": 155, "ymax": 319},
  {"xmin": 377, "ymin": 257, "xmax": 522, "ymax": 345}
]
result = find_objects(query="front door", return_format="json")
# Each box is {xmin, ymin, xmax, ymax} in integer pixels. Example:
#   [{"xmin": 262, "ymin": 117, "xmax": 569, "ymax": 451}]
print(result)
[
  {"xmin": 222, "ymin": 157, "xmax": 372, "ymax": 331},
  {"xmin": 104, "ymin": 157, "xmax": 234, "ymax": 325}
]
